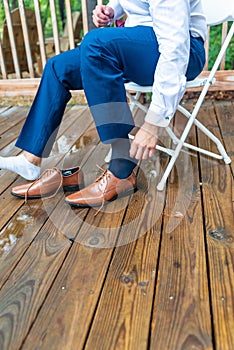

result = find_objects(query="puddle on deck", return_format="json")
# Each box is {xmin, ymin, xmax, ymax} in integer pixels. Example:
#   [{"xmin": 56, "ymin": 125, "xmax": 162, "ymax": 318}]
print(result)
[
  {"xmin": 0, "ymin": 208, "xmax": 36, "ymax": 255},
  {"xmin": 50, "ymin": 129, "xmax": 98, "ymax": 157}
]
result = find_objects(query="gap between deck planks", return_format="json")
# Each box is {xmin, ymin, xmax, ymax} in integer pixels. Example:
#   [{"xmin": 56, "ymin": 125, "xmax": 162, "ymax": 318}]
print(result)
[
  {"xmin": 0, "ymin": 106, "xmax": 98, "ymax": 282},
  {"xmin": 150, "ymin": 107, "xmax": 213, "ymax": 350},
  {"xmin": 197, "ymin": 102, "xmax": 234, "ymax": 350},
  {"xmin": 0, "ymin": 101, "xmax": 233, "ymax": 350}
]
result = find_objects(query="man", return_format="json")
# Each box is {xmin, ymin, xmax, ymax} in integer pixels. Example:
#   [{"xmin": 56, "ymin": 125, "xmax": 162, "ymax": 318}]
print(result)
[{"xmin": 0, "ymin": 0, "xmax": 206, "ymax": 208}]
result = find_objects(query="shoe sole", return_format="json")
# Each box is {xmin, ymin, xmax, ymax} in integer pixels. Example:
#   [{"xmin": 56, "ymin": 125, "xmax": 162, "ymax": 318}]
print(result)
[
  {"xmin": 65, "ymin": 187, "xmax": 138, "ymax": 208},
  {"xmin": 11, "ymin": 184, "xmax": 83, "ymax": 200}
]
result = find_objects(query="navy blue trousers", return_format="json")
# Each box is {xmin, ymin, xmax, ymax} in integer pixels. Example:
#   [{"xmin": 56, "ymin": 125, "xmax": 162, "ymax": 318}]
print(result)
[{"xmin": 16, "ymin": 26, "xmax": 205, "ymax": 157}]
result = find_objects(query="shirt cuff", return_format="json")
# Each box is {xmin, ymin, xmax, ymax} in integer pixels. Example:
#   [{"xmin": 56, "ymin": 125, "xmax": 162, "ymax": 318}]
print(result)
[{"xmin": 145, "ymin": 107, "xmax": 171, "ymax": 127}]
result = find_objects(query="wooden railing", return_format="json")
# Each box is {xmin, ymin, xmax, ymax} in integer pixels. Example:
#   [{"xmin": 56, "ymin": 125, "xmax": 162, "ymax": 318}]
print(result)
[
  {"xmin": 200, "ymin": 23, "xmax": 234, "ymax": 91},
  {"xmin": 0, "ymin": 0, "xmax": 233, "ymax": 99},
  {"xmin": 0, "ymin": 0, "xmax": 92, "ymax": 79}
]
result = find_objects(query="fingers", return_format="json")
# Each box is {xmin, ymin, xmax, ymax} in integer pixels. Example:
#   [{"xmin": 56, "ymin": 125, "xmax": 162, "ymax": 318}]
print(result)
[
  {"xmin": 130, "ymin": 143, "xmax": 155, "ymax": 160},
  {"xmin": 149, "ymin": 147, "xmax": 155, "ymax": 158},
  {"xmin": 129, "ymin": 125, "xmax": 158, "ymax": 160},
  {"xmin": 130, "ymin": 142, "xmax": 143, "ymax": 159},
  {"xmin": 92, "ymin": 5, "xmax": 113, "ymax": 27}
]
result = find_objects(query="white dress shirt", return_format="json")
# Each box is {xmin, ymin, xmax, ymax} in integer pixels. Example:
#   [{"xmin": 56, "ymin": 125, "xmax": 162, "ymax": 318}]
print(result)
[{"xmin": 107, "ymin": 0, "xmax": 207, "ymax": 127}]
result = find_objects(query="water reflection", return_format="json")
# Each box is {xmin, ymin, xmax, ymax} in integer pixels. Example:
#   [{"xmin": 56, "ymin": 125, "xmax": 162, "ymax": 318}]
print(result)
[
  {"xmin": 0, "ymin": 208, "xmax": 34, "ymax": 255},
  {"xmin": 51, "ymin": 129, "xmax": 98, "ymax": 157}
]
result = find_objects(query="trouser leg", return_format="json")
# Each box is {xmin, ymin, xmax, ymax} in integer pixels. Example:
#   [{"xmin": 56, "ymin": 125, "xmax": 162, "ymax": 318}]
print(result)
[
  {"xmin": 79, "ymin": 26, "xmax": 160, "ymax": 143},
  {"xmin": 16, "ymin": 48, "xmax": 83, "ymax": 157},
  {"xmin": 79, "ymin": 26, "xmax": 205, "ymax": 144},
  {"xmin": 79, "ymin": 26, "xmax": 160, "ymax": 177},
  {"xmin": 79, "ymin": 26, "xmax": 205, "ymax": 177},
  {"xmin": 16, "ymin": 26, "xmax": 205, "ymax": 162}
]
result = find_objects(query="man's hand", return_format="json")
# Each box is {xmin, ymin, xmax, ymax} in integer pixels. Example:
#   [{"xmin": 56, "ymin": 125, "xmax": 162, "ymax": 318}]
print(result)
[
  {"xmin": 92, "ymin": 5, "xmax": 114, "ymax": 28},
  {"xmin": 130, "ymin": 122, "xmax": 159, "ymax": 160}
]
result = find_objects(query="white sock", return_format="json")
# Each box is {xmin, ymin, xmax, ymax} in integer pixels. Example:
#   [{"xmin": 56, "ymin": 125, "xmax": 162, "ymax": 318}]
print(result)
[{"xmin": 0, "ymin": 154, "xmax": 41, "ymax": 180}]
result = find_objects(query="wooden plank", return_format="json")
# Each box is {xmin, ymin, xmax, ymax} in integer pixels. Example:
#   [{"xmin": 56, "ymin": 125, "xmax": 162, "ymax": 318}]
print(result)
[
  {"xmin": 3, "ymin": 0, "xmax": 21, "ymax": 78},
  {"xmin": 0, "ymin": 71, "xmax": 233, "ymax": 101},
  {"xmin": 0, "ymin": 106, "xmax": 29, "ymax": 138},
  {"xmin": 83, "ymin": 163, "xmax": 166, "ymax": 349},
  {"xmin": 197, "ymin": 102, "xmax": 234, "ymax": 350},
  {"xmin": 204, "ymin": 26, "xmax": 210, "ymax": 71},
  {"xmin": 81, "ymin": 0, "xmax": 89, "ymax": 35},
  {"xmin": 0, "ymin": 106, "xmax": 90, "ymax": 196},
  {"xmin": 0, "ymin": 215, "xmax": 71, "ymax": 350},
  {"xmin": 0, "ymin": 106, "xmax": 84, "ymax": 193},
  {"xmin": 0, "ymin": 106, "xmax": 11, "ymax": 115},
  {"xmin": 0, "ymin": 100, "xmax": 232, "ymax": 349},
  {"xmin": 64, "ymin": 0, "xmax": 75, "ymax": 50},
  {"xmin": 0, "ymin": 106, "xmax": 92, "ymax": 230},
  {"xmin": 220, "ymin": 22, "xmax": 228, "ymax": 71},
  {"xmin": 0, "ymin": 42, "xmax": 7, "ymax": 79},
  {"xmin": 49, "ymin": 0, "xmax": 61, "ymax": 55},
  {"xmin": 0, "ymin": 108, "xmax": 96, "ymax": 289},
  {"xmin": 0, "ymin": 119, "xmax": 25, "ymax": 150},
  {"xmin": 187, "ymin": 70, "xmax": 234, "ymax": 92},
  {"xmin": 214, "ymin": 101, "xmax": 234, "ymax": 173},
  {"xmin": 0, "ymin": 78, "xmax": 41, "ymax": 97},
  {"xmin": 0, "ymin": 78, "xmax": 87, "ymax": 105},
  {"xmin": 74, "ymin": 112, "xmax": 169, "ymax": 349},
  {"xmin": 8, "ymin": 142, "xmax": 123, "ymax": 350},
  {"xmin": 0, "ymin": 106, "xmax": 28, "ymax": 137},
  {"xmin": 0, "ymin": 111, "xmax": 29, "ymax": 192},
  {"xmin": 16, "ymin": 110, "xmax": 146, "ymax": 349},
  {"xmin": 18, "ymin": 0, "xmax": 35, "ymax": 78},
  {"xmin": 150, "ymin": 109, "xmax": 213, "ymax": 349},
  {"xmin": 33, "ymin": 0, "xmax": 47, "ymax": 69},
  {"xmin": 0, "ymin": 119, "xmax": 99, "ymax": 350}
]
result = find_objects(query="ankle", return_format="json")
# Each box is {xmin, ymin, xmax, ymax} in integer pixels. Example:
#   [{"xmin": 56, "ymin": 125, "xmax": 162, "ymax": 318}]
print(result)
[{"xmin": 23, "ymin": 151, "xmax": 41, "ymax": 167}]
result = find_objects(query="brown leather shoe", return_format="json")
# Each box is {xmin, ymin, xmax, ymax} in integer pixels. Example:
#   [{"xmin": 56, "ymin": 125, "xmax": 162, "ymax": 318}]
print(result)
[
  {"xmin": 65, "ymin": 169, "xmax": 137, "ymax": 208},
  {"xmin": 11, "ymin": 166, "xmax": 84, "ymax": 199}
]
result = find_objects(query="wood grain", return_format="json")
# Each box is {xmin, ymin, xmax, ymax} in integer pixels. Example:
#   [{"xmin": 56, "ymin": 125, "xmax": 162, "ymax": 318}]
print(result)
[
  {"xmin": 197, "ymin": 102, "xmax": 234, "ymax": 350},
  {"xmin": 150, "ymin": 110, "xmax": 213, "ymax": 349},
  {"xmin": 0, "ymin": 102, "xmax": 233, "ymax": 350}
]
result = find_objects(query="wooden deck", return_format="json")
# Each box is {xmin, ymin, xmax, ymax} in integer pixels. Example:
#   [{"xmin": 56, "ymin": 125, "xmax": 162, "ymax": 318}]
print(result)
[{"xmin": 0, "ymin": 100, "xmax": 233, "ymax": 350}]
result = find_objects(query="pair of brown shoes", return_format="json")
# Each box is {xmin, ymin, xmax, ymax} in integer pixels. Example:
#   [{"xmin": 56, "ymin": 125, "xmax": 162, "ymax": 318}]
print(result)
[{"xmin": 11, "ymin": 166, "xmax": 137, "ymax": 208}]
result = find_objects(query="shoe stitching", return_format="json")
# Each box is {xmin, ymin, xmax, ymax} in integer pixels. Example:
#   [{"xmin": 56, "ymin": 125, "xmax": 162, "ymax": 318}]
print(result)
[
  {"xmin": 25, "ymin": 167, "xmax": 63, "ymax": 203},
  {"xmin": 94, "ymin": 165, "xmax": 111, "ymax": 216}
]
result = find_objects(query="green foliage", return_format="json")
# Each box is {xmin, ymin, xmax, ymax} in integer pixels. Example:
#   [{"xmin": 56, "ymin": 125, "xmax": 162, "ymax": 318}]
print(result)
[
  {"xmin": 208, "ymin": 23, "xmax": 234, "ymax": 70},
  {"xmin": 0, "ymin": 0, "xmax": 82, "ymax": 38},
  {"xmin": 0, "ymin": 3, "xmax": 233, "ymax": 69}
]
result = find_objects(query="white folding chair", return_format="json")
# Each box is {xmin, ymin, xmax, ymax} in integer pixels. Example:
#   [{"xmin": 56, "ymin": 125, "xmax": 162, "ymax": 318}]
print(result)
[{"xmin": 105, "ymin": 0, "xmax": 233, "ymax": 190}]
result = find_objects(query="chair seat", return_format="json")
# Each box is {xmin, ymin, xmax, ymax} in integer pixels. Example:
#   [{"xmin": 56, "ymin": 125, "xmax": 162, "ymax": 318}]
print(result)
[{"xmin": 125, "ymin": 76, "xmax": 216, "ymax": 93}]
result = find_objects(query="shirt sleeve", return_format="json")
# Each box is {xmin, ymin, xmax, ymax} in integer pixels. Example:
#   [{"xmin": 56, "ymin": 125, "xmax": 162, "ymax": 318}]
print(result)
[
  {"xmin": 145, "ymin": 0, "xmax": 190, "ymax": 127},
  {"xmin": 107, "ymin": 0, "xmax": 125, "ymax": 21}
]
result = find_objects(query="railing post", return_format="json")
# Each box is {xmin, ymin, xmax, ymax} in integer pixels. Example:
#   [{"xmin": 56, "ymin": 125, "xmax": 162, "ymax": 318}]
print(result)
[
  {"xmin": 33, "ymin": 0, "xmax": 47, "ymax": 70},
  {"xmin": 18, "ymin": 0, "xmax": 35, "ymax": 78},
  {"xmin": 81, "ymin": 0, "xmax": 97, "ymax": 34},
  {"xmin": 3, "ymin": 0, "xmax": 21, "ymax": 78}
]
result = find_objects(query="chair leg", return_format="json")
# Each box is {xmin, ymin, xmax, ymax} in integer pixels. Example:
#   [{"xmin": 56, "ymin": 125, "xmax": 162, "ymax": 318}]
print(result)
[
  {"xmin": 157, "ymin": 144, "xmax": 182, "ymax": 191},
  {"xmin": 193, "ymin": 118, "xmax": 231, "ymax": 164},
  {"xmin": 177, "ymin": 105, "xmax": 231, "ymax": 164},
  {"xmin": 105, "ymin": 148, "xmax": 112, "ymax": 163}
]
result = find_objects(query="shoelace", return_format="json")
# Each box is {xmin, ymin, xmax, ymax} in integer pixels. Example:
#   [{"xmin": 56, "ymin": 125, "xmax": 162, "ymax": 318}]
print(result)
[
  {"xmin": 94, "ymin": 165, "xmax": 110, "ymax": 216},
  {"xmin": 25, "ymin": 167, "xmax": 63, "ymax": 203}
]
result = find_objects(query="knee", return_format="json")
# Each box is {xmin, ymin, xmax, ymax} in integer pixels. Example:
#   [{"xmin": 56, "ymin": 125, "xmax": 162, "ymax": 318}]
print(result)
[
  {"xmin": 81, "ymin": 29, "xmax": 101, "ymax": 48},
  {"xmin": 42, "ymin": 53, "xmax": 69, "ymax": 82},
  {"xmin": 42, "ymin": 54, "xmax": 59, "ymax": 75},
  {"xmin": 80, "ymin": 28, "xmax": 107, "ymax": 59}
]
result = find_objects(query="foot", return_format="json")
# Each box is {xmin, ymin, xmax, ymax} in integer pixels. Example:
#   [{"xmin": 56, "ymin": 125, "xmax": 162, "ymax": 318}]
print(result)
[
  {"xmin": 11, "ymin": 166, "xmax": 84, "ymax": 200},
  {"xmin": 0, "ymin": 153, "xmax": 41, "ymax": 180},
  {"xmin": 65, "ymin": 169, "xmax": 137, "ymax": 208}
]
